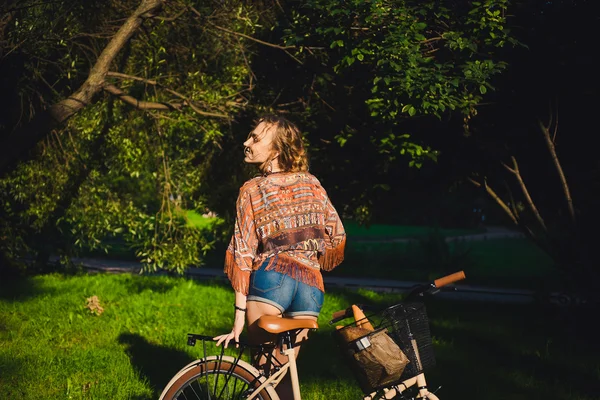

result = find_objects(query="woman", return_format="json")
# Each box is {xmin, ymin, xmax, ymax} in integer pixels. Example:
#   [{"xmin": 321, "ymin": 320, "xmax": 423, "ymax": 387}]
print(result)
[{"xmin": 214, "ymin": 114, "xmax": 345, "ymax": 396}]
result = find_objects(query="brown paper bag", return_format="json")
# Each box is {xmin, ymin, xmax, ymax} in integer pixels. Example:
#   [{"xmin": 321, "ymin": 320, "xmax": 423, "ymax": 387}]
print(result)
[{"xmin": 351, "ymin": 329, "xmax": 410, "ymax": 392}]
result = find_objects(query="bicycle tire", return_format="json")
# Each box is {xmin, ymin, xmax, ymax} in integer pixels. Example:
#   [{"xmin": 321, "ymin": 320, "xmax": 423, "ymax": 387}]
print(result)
[{"xmin": 159, "ymin": 355, "xmax": 278, "ymax": 400}]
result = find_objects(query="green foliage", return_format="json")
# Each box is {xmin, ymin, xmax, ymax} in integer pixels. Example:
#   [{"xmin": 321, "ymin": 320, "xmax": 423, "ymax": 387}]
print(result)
[
  {"xmin": 231, "ymin": 0, "xmax": 523, "ymax": 224},
  {"xmin": 282, "ymin": 0, "xmax": 519, "ymax": 153},
  {"xmin": 0, "ymin": 0, "xmax": 524, "ymax": 272},
  {"xmin": 0, "ymin": 0, "xmax": 260, "ymax": 272}
]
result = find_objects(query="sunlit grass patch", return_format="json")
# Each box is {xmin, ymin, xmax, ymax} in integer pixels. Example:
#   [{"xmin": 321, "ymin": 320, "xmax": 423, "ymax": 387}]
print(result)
[
  {"xmin": 1, "ymin": 274, "xmax": 597, "ymax": 400},
  {"xmin": 185, "ymin": 210, "xmax": 223, "ymax": 229}
]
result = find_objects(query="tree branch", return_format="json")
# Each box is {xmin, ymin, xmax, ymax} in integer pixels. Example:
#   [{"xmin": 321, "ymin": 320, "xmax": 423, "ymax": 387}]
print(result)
[
  {"xmin": 539, "ymin": 118, "xmax": 576, "ymax": 223},
  {"xmin": 208, "ymin": 21, "xmax": 295, "ymax": 50},
  {"xmin": 468, "ymin": 176, "xmax": 549, "ymax": 253},
  {"xmin": 106, "ymin": 72, "xmax": 230, "ymax": 118},
  {"xmin": 468, "ymin": 177, "xmax": 519, "ymax": 226},
  {"xmin": 153, "ymin": 7, "xmax": 187, "ymax": 22},
  {"xmin": 107, "ymin": 71, "xmax": 158, "ymax": 85},
  {"xmin": 421, "ymin": 36, "xmax": 443, "ymax": 44},
  {"xmin": 188, "ymin": 6, "xmax": 293, "ymax": 51},
  {"xmin": 187, "ymin": 5, "xmax": 304, "ymax": 65},
  {"xmin": 502, "ymin": 156, "xmax": 547, "ymax": 230},
  {"xmin": 103, "ymin": 83, "xmax": 177, "ymax": 111},
  {"xmin": 162, "ymin": 87, "xmax": 230, "ymax": 118},
  {"xmin": 0, "ymin": 0, "xmax": 165, "ymax": 174}
]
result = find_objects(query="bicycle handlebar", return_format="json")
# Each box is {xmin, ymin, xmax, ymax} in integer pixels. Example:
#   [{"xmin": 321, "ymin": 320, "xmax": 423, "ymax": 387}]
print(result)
[
  {"xmin": 329, "ymin": 270, "xmax": 466, "ymax": 325},
  {"xmin": 434, "ymin": 270, "xmax": 466, "ymax": 288}
]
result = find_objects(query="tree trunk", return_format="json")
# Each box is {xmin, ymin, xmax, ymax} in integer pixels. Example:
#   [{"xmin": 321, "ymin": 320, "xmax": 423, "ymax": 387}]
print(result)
[{"xmin": 0, "ymin": 0, "xmax": 164, "ymax": 175}]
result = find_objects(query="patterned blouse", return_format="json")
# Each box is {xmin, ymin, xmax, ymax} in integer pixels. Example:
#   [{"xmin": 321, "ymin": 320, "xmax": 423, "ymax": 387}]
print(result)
[{"xmin": 224, "ymin": 171, "xmax": 346, "ymax": 295}]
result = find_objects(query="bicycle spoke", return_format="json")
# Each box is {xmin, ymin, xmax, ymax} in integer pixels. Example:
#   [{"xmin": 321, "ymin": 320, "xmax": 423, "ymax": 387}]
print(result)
[
  {"xmin": 174, "ymin": 368, "xmax": 258, "ymax": 400},
  {"xmin": 187, "ymin": 379, "xmax": 201, "ymax": 400},
  {"xmin": 213, "ymin": 356, "xmax": 223, "ymax": 399},
  {"xmin": 216, "ymin": 363, "xmax": 236, "ymax": 399},
  {"xmin": 232, "ymin": 372, "xmax": 239, "ymax": 397},
  {"xmin": 162, "ymin": 339, "xmax": 274, "ymax": 400}
]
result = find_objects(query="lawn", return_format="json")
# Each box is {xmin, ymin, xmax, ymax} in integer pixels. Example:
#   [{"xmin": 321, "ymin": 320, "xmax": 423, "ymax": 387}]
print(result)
[
  {"xmin": 185, "ymin": 210, "xmax": 223, "ymax": 230},
  {"xmin": 334, "ymin": 237, "xmax": 558, "ymax": 290},
  {"xmin": 1, "ymin": 273, "xmax": 597, "ymax": 400}
]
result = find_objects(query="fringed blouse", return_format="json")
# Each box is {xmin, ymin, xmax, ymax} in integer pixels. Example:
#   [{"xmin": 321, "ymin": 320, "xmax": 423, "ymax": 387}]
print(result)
[{"xmin": 224, "ymin": 171, "xmax": 346, "ymax": 296}]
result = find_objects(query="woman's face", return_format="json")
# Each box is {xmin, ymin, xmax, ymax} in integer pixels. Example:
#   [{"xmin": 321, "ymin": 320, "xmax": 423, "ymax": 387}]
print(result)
[{"xmin": 243, "ymin": 121, "xmax": 277, "ymax": 165}]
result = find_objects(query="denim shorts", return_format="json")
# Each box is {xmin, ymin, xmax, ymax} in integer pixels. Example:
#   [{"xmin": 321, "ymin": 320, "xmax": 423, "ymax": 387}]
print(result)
[{"xmin": 247, "ymin": 261, "xmax": 324, "ymax": 317}]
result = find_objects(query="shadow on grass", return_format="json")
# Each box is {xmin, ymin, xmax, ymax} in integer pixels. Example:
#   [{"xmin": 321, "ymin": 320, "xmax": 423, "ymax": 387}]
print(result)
[
  {"xmin": 0, "ymin": 354, "xmax": 25, "ymax": 397},
  {"xmin": 291, "ymin": 288, "xmax": 408, "ymax": 394},
  {"xmin": 298, "ymin": 292, "xmax": 600, "ymax": 400},
  {"xmin": 118, "ymin": 333, "xmax": 196, "ymax": 398},
  {"xmin": 326, "ymin": 286, "xmax": 405, "ymax": 309},
  {"xmin": 296, "ymin": 327, "xmax": 356, "ymax": 380},
  {"xmin": 122, "ymin": 276, "xmax": 179, "ymax": 295},
  {"xmin": 432, "ymin": 325, "xmax": 599, "ymax": 399},
  {"xmin": 0, "ymin": 276, "xmax": 54, "ymax": 302},
  {"xmin": 427, "ymin": 300, "xmax": 600, "ymax": 400}
]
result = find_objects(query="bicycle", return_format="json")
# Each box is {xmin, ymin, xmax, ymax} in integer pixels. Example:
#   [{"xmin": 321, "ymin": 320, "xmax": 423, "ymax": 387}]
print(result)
[{"xmin": 159, "ymin": 271, "xmax": 466, "ymax": 400}]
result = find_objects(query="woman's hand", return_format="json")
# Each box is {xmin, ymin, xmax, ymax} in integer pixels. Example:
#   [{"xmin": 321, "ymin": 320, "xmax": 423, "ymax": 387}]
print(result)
[{"xmin": 214, "ymin": 309, "xmax": 245, "ymax": 348}]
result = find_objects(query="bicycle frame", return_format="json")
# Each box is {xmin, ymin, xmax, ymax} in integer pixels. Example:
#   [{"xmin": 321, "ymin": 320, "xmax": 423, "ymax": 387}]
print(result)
[
  {"xmin": 359, "ymin": 326, "xmax": 440, "ymax": 400},
  {"xmin": 178, "ymin": 271, "xmax": 465, "ymax": 400},
  {"xmin": 331, "ymin": 271, "xmax": 466, "ymax": 400},
  {"xmin": 363, "ymin": 373, "xmax": 439, "ymax": 400},
  {"xmin": 246, "ymin": 344, "xmax": 300, "ymax": 400},
  {"xmin": 245, "ymin": 329, "xmax": 440, "ymax": 400},
  {"xmin": 186, "ymin": 332, "xmax": 304, "ymax": 400}
]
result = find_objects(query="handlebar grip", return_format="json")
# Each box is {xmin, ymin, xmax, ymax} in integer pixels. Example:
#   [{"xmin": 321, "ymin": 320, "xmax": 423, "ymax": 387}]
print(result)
[{"xmin": 434, "ymin": 271, "xmax": 466, "ymax": 288}]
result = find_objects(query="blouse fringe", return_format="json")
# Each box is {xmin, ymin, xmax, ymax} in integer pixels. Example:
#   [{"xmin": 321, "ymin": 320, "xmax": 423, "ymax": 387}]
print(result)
[
  {"xmin": 224, "ymin": 250, "xmax": 251, "ymax": 296},
  {"xmin": 319, "ymin": 236, "xmax": 346, "ymax": 272},
  {"xmin": 264, "ymin": 253, "xmax": 325, "ymax": 292}
]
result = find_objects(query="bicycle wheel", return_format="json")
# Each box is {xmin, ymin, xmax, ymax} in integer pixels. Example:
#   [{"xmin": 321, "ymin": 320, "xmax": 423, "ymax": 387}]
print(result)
[{"xmin": 160, "ymin": 356, "xmax": 278, "ymax": 400}]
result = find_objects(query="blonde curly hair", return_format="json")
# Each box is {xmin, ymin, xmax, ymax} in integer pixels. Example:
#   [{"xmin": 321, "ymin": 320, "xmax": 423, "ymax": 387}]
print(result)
[{"xmin": 256, "ymin": 114, "xmax": 309, "ymax": 173}]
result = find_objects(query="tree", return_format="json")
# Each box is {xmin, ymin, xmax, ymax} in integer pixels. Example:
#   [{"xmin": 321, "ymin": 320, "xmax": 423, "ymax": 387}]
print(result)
[
  {"xmin": 0, "ymin": 0, "xmax": 165, "ymax": 173},
  {"xmin": 0, "ymin": 0, "xmax": 265, "ymax": 273},
  {"xmin": 245, "ymin": 0, "xmax": 520, "ymax": 222},
  {"xmin": 459, "ymin": 0, "xmax": 600, "ymax": 297},
  {"xmin": 467, "ymin": 108, "xmax": 598, "ymax": 295}
]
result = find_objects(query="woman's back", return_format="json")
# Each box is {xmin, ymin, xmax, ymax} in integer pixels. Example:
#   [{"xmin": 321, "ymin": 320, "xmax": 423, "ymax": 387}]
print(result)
[{"xmin": 226, "ymin": 170, "xmax": 345, "ymax": 294}]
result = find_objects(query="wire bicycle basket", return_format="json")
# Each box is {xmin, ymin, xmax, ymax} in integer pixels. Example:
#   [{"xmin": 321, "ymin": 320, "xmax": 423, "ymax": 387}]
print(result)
[{"xmin": 334, "ymin": 302, "xmax": 436, "ymax": 394}]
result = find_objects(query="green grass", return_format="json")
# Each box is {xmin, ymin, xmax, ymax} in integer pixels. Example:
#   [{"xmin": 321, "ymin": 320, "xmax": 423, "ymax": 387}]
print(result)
[
  {"xmin": 1, "ymin": 273, "xmax": 597, "ymax": 400},
  {"xmin": 185, "ymin": 210, "xmax": 222, "ymax": 229},
  {"xmin": 335, "ymin": 238, "xmax": 558, "ymax": 290},
  {"xmin": 463, "ymin": 238, "xmax": 558, "ymax": 289}
]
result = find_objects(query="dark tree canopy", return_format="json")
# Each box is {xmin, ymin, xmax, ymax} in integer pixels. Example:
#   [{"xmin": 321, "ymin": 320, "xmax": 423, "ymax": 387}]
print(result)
[{"xmin": 1, "ymin": 0, "xmax": 597, "ymax": 295}]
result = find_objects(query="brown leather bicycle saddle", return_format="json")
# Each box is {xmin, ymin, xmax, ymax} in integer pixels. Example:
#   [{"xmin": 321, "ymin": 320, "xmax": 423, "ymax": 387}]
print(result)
[{"xmin": 257, "ymin": 315, "xmax": 319, "ymax": 334}]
